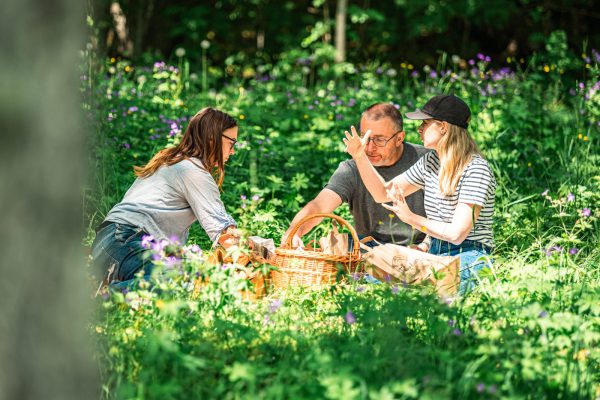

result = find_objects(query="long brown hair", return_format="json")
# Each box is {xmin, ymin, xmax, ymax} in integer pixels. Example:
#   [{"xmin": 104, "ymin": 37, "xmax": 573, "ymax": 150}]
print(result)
[{"xmin": 134, "ymin": 107, "xmax": 237, "ymax": 187}]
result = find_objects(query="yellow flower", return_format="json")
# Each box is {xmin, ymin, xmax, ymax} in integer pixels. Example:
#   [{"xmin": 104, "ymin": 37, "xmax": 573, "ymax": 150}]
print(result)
[
  {"xmin": 408, "ymin": 64, "xmax": 414, "ymax": 70},
  {"xmin": 584, "ymin": 136, "xmax": 588, "ymax": 141},
  {"xmin": 124, "ymin": 65, "xmax": 131, "ymax": 72},
  {"xmin": 155, "ymin": 299, "xmax": 165, "ymax": 309},
  {"xmin": 421, "ymin": 226, "xmax": 427, "ymax": 232},
  {"xmin": 388, "ymin": 214, "xmax": 394, "ymax": 219},
  {"xmin": 110, "ymin": 57, "xmax": 116, "ymax": 63},
  {"xmin": 506, "ymin": 57, "xmax": 512, "ymax": 63},
  {"xmin": 543, "ymin": 65, "xmax": 550, "ymax": 73},
  {"xmin": 304, "ymin": 114, "xmax": 308, "ymax": 119},
  {"xmin": 328, "ymin": 115, "xmax": 333, "ymax": 120},
  {"xmin": 400, "ymin": 62, "xmax": 407, "ymax": 68},
  {"xmin": 527, "ymin": 162, "xmax": 532, "ymax": 167},
  {"xmin": 574, "ymin": 348, "xmax": 589, "ymax": 361},
  {"xmin": 95, "ymin": 326, "xmax": 104, "ymax": 333},
  {"xmin": 578, "ymin": 133, "xmax": 583, "ymax": 139},
  {"xmin": 239, "ymin": 114, "xmax": 245, "ymax": 120}
]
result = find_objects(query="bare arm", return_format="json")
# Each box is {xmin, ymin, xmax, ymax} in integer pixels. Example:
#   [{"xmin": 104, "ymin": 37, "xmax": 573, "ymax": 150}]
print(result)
[
  {"xmin": 343, "ymin": 126, "xmax": 419, "ymax": 203},
  {"xmin": 281, "ymin": 189, "xmax": 342, "ymax": 247},
  {"xmin": 383, "ymin": 183, "xmax": 481, "ymax": 245}
]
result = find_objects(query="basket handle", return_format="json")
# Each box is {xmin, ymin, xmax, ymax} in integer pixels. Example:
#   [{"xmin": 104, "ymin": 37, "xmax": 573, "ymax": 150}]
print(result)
[{"xmin": 284, "ymin": 213, "xmax": 360, "ymax": 258}]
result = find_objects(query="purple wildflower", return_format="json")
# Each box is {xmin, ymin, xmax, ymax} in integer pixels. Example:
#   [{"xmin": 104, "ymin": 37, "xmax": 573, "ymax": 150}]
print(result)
[
  {"xmin": 581, "ymin": 208, "xmax": 591, "ymax": 217},
  {"xmin": 190, "ymin": 244, "xmax": 201, "ymax": 253},
  {"xmin": 122, "ymin": 143, "xmax": 130, "ymax": 149},
  {"xmin": 452, "ymin": 328, "xmax": 462, "ymax": 336},
  {"xmin": 356, "ymin": 285, "xmax": 365, "ymax": 293},
  {"xmin": 476, "ymin": 383, "xmax": 485, "ymax": 393},
  {"xmin": 308, "ymin": 105, "xmax": 314, "ymax": 110},
  {"xmin": 448, "ymin": 319, "xmax": 456, "ymax": 327},
  {"xmin": 345, "ymin": 310, "xmax": 356, "ymax": 325},
  {"xmin": 101, "ymin": 292, "xmax": 110, "ymax": 301},
  {"xmin": 487, "ymin": 385, "xmax": 497, "ymax": 394},
  {"xmin": 411, "ymin": 71, "xmax": 419, "ymax": 78},
  {"xmin": 545, "ymin": 245, "xmax": 563, "ymax": 256},
  {"xmin": 391, "ymin": 285, "xmax": 399, "ymax": 295},
  {"xmin": 269, "ymin": 299, "xmax": 282, "ymax": 313},
  {"xmin": 141, "ymin": 235, "xmax": 154, "ymax": 248},
  {"xmin": 240, "ymin": 194, "xmax": 247, "ymax": 201},
  {"xmin": 263, "ymin": 314, "xmax": 270, "ymax": 326},
  {"xmin": 351, "ymin": 273, "xmax": 361, "ymax": 281},
  {"xmin": 252, "ymin": 194, "xmax": 260, "ymax": 202},
  {"xmin": 538, "ymin": 310, "xmax": 548, "ymax": 318},
  {"xmin": 567, "ymin": 193, "xmax": 575, "ymax": 202},
  {"xmin": 128, "ymin": 106, "xmax": 138, "ymax": 113},
  {"xmin": 569, "ymin": 248, "xmax": 579, "ymax": 255},
  {"xmin": 165, "ymin": 255, "xmax": 181, "ymax": 267},
  {"xmin": 429, "ymin": 71, "xmax": 438, "ymax": 79}
]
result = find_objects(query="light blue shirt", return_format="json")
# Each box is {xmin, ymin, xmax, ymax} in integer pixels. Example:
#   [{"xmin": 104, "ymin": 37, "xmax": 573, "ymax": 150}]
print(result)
[{"xmin": 105, "ymin": 158, "xmax": 236, "ymax": 242}]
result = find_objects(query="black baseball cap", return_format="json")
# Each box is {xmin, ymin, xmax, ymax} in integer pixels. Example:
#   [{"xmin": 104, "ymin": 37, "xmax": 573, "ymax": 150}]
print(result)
[{"xmin": 405, "ymin": 94, "xmax": 471, "ymax": 129}]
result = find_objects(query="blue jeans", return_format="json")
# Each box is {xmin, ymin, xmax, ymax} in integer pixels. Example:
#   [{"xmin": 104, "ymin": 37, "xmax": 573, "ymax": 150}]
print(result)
[
  {"xmin": 91, "ymin": 222, "xmax": 152, "ymax": 291},
  {"xmin": 429, "ymin": 238, "xmax": 492, "ymax": 295}
]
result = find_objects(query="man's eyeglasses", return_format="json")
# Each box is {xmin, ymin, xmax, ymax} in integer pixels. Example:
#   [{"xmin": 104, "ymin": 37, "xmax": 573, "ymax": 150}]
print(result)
[
  {"xmin": 362, "ymin": 131, "xmax": 401, "ymax": 147},
  {"xmin": 222, "ymin": 133, "xmax": 237, "ymax": 148}
]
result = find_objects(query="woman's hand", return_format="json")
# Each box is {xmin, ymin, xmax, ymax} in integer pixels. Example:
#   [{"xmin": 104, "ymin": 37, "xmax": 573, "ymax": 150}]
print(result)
[
  {"xmin": 382, "ymin": 182, "xmax": 414, "ymax": 223},
  {"xmin": 343, "ymin": 126, "xmax": 370, "ymax": 160}
]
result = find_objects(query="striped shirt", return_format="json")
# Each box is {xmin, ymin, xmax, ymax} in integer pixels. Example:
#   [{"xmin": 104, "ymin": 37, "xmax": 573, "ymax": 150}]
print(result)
[{"xmin": 396, "ymin": 151, "xmax": 496, "ymax": 248}]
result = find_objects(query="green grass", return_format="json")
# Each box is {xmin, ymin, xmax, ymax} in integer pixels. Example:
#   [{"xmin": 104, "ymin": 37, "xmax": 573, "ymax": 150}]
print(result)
[{"xmin": 86, "ymin": 46, "xmax": 600, "ymax": 399}]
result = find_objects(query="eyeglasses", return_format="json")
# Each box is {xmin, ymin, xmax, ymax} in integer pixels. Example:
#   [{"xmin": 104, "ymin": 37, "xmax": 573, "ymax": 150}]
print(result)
[
  {"xmin": 222, "ymin": 133, "xmax": 237, "ymax": 148},
  {"xmin": 362, "ymin": 131, "xmax": 401, "ymax": 147}
]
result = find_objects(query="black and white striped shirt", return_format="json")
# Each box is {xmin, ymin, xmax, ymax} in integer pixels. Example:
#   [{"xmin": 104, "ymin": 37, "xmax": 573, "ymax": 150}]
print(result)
[{"xmin": 396, "ymin": 151, "xmax": 496, "ymax": 248}]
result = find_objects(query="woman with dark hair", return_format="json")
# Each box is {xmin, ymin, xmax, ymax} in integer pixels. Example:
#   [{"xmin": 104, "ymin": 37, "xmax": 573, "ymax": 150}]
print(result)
[
  {"xmin": 345, "ymin": 95, "xmax": 496, "ymax": 294},
  {"xmin": 91, "ymin": 107, "xmax": 239, "ymax": 290}
]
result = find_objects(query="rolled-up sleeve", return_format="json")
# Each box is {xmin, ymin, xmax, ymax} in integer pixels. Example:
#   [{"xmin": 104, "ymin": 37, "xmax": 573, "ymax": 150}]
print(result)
[{"xmin": 176, "ymin": 166, "xmax": 236, "ymax": 242}]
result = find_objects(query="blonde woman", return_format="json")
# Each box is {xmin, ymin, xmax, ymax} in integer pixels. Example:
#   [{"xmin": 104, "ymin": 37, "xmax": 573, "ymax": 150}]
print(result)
[
  {"xmin": 344, "ymin": 94, "xmax": 496, "ymax": 294},
  {"xmin": 91, "ymin": 107, "xmax": 239, "ymax": 290}
]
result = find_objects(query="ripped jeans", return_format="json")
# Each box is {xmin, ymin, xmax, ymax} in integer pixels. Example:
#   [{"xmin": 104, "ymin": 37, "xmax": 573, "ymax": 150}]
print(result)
[{"xmin": 90, "ymin": 222, "xmax": 152, "ymax": 291}]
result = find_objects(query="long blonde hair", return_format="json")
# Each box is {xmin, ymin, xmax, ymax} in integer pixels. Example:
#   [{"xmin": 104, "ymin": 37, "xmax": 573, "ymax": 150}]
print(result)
[
  {"xmin": 133, "ymin": 107, "xmax": 237, "ymax": 187},
  {"xmin": 436, "ymin": 122, "xmax": 480, "ymax": 196}
]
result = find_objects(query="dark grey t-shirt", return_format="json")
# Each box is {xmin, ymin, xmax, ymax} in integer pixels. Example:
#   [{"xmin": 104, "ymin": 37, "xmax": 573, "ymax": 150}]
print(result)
[{"xmin": 325, "ymin": 142, "xmax": 429, "ymax": 245}]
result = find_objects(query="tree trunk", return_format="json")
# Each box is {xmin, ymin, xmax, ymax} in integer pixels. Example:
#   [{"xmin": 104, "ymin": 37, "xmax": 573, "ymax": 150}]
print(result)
[
  {"xmin": 0, "ymin": 0, "xmax": 98, "ymax": 399},
  {"xmin": 335, "ymin": 0, "xmax": 347, "ymax": 63}
]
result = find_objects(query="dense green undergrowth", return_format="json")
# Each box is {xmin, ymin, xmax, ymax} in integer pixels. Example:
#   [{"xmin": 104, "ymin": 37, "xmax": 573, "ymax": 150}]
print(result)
[{"xmin": 86, "ymin": 35, "xmax": 599, "ymax": 399}]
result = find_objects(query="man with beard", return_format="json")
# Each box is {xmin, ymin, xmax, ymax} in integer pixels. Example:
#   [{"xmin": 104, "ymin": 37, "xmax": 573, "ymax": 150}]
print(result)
[{"xmin": 282, "ymin": 103, "xmax": 430, "ymax": 250}]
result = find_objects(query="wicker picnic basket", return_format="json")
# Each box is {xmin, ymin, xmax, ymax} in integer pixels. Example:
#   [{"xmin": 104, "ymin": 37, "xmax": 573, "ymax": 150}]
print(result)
[{"xmin": 272, "ymin": 213, "xmax": 361, "ymax": 288}]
